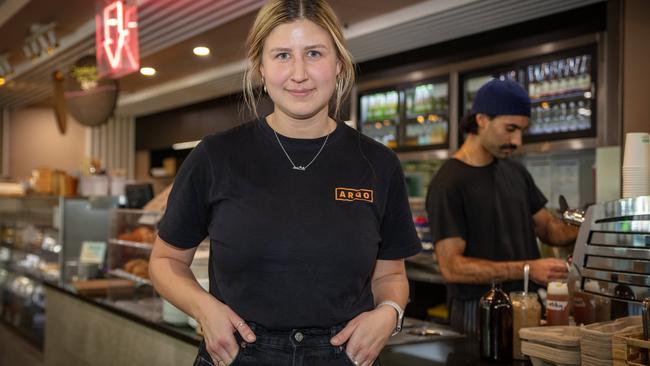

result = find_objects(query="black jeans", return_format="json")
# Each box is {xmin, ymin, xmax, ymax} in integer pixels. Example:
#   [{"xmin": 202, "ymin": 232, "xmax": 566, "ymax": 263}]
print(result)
[{"xmin": 193, "ymin": 322, "xmax": 381, "ymax": 366}]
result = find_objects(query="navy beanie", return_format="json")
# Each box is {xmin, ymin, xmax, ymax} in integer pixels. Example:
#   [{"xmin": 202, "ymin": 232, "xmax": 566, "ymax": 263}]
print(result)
[{"xmin": 471, "ymin": 79, "xmax": 531, "ymax": 117}]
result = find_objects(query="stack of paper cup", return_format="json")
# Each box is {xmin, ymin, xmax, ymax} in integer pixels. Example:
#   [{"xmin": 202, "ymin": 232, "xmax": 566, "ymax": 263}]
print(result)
[{"xmin": 622, "ymin": 132, "xmax": 650, "ymax": 198}]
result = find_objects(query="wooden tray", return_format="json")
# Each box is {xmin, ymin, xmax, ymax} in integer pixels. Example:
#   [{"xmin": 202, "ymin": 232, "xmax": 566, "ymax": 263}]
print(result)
[
  {"xmin": 520, "ymin": 326, "xmax": 581, "ymax": 366},
  {"xmin": 581, "ymin": 316, "xmax": 642, "ymax": 360},
  {"xmin": 612, "ymin": 331, "xmax": 650, "ymax": 366},
  {"xmin": 72, "ymin": 279, "xmax": 135, "ymax": 297}
]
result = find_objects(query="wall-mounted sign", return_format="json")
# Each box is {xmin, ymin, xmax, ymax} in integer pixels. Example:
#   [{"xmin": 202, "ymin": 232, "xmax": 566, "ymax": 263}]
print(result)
[{"xmin": 95, "ymin": 0, "xmax": 139, "ymax": 79}]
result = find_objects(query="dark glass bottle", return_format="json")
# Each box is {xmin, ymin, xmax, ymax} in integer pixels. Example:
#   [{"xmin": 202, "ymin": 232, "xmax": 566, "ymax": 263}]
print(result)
[{"xmin": 478, "ymin": 281, "xmax": 513, "ymax": 362}]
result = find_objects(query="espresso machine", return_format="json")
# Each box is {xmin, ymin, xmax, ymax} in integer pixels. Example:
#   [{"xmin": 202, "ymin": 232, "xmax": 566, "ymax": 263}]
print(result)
[{"xmin": 570, "ymin": 195, "xmax": 650, "ymax": 335}]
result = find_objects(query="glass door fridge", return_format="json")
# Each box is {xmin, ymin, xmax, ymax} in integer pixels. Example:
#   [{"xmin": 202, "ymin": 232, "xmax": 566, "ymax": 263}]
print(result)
[
  {"xmin": 524, "ymin": 46, "xmax": 596, "ymax": 142},
  {"xmin": 358, "ymin": 88, "xmax": 400, "ymax": 149},
  {"xmin": 402, "ymin": 77, "xmax": 450, "ymax": 149},
  {"xmin": 357, "ymin": 78, "xmax": 451, "ymax": 151},
  {"xmin": 458, "ymin": 45, "xmax": 596, "ymax": 144}
]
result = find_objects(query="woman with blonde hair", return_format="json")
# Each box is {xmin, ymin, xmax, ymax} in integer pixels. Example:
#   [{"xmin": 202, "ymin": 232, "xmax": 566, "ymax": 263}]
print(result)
[{"xmin": 149, "ymin": 1, "xmax": 420, "ymax": 365}]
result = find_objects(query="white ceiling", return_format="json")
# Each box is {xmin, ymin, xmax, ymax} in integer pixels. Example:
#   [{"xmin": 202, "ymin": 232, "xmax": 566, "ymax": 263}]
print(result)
[
  {"xmin": 118, "ymin": 0, "xmax": 604, "ymax": 116},
  {"xmin": 0, "ymin": 0, "xmax": 605, "ymax": 116}
]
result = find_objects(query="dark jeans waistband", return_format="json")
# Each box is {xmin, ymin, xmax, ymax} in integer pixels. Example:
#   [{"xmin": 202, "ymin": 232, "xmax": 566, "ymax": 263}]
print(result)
[{"xmin": 246, "ymin": 321, "xmax": 346, "ymax": 348}]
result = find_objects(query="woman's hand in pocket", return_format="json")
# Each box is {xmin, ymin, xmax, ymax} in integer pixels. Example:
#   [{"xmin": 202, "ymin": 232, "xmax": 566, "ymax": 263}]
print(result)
[
  {"xmin": 330, "ymin": 306, "xmax": 395, "ymax": 366},
  {"xmin": 197, "ymin": 294, "xmax": 256, "ymax": 365}
]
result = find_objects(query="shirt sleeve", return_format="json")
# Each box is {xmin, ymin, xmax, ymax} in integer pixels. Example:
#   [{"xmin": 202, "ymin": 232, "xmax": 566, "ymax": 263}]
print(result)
[
  {"xmin": 426, "ymin": 177, "xmax": 467, "ymax": 245},
  {"xmin": 157, "ymin": 140, "xmax": 213, "ymax": 249},
  {"xmin": 521, "ymin": 165, "xmax": 548, "ymax": 214},
  {"xmin": 377, "ymin": 165, "xmax": 422, "ymax": 260}
]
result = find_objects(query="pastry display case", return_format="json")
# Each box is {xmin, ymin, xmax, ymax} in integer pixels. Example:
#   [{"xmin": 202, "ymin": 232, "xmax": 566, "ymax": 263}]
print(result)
[
  {"xmin": 0, "ymin": 195, "xmax": 118, "ymax": 348},
  {"xmin": 0, "ymin": 196, "xmax": 60, "ymax": 347},
  {"xmin": 100, "ymin": 209, "xmax": 161, "ymax": 322},
  {"xmin": 100, "ymin": 208, "xmax": 209, "ymax": 331}
]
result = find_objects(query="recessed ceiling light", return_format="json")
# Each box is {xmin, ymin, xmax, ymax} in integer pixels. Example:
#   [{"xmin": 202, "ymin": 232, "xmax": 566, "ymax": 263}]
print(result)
[
  {"xmin": 0, "ymin": 77, "xmax": 5, "ymax": 86},
  {"xmin": 193, "ymin": 46, "xmax": 210, "ymax": 56},
  {"xmin": 140, "ymin": 67, "xmax": 156, "ymax": 76}
]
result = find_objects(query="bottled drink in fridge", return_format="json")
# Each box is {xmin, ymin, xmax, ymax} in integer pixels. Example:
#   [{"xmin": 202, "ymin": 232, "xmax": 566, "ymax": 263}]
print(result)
[{"xmin": 479, "ymin": 281, "xmax": 513, "ymax": 362}]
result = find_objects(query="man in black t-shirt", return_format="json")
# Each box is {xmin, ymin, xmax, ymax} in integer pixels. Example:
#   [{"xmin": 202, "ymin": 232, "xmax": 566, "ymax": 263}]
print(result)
[{"xmin": 426, "ymin": 79, "xmax": 579, "ymax": 335}]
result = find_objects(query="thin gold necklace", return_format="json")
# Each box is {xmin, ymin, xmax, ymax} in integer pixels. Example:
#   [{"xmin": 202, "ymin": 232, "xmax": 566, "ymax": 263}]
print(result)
[
  {"xmin": 269, "ymin": 116, "xmax": 332, "ymax": 171},
  {"xmin": 273, "ymin": 128, "xmax": 330, "ymax": 171}
]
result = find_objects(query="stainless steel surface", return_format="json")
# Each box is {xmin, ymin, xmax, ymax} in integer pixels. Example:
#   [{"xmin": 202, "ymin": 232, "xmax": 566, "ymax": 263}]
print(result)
[
  {"xmin": 586, "ymin": 281, "xmax": 649, "ymax": 301},
  {"xmin": 642, "ymin": 297, "xmax": 650, "ymax": 341},
  {"xmin": 562, "ymin": 208, "xmax": 587, "ymax": 226},
  {"xmin": 396, "ymin": 149, "xmax": 450, "ymax": 162},
  {"xmin": 60, "ymin": 197, "xmax": 119, "ymax": 282},
  {"xmin": 582, "ymin": 268, "xmax": 650, "ymax": 287},
  {"xmin": 590, "ymin": 232, "xmax": 650, "ymax": 247},
  {"xmin": 589, "ymin": 221, "xmax": 650, "ymax": 233},
  {"xmin": 586, "ymin": 256, "xmax": 650, "ymax": 274},
  {"xmin": 602, "ymin": 0, "xmax": 623, "ymax": 148},
  {"xmin": 524, "ymin": 263, "xmax": 530, "ymax": 295},
  {"xmin": 388, "ymin": 317, "xmax": 464, "ymax": 346},
  {"xmin": 515, "ymin": 137, "xmax": 598, "ymax": 155},
  {"xmin": 448, "ymin": 72, "xmax": 460, "ymax": 153},
  {"xmin": 585, "ymin": 246, "xmax": 650, "ymax": 260},
  {"xmin": 573, "ymin": 196, "xmax": 650, "ymax": 303}
]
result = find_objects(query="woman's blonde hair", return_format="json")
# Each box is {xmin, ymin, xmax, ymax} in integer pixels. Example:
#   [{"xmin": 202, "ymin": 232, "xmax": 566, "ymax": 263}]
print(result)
[{"xmin": 242, "ymin": 0, "xmax": 355, "ymax": 120}]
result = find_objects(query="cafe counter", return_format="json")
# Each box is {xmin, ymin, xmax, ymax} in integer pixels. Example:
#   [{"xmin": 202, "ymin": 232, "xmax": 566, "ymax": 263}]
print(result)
[{"xmin": 41, "ymin": 281, "xmax": 518, "ymax": 366}]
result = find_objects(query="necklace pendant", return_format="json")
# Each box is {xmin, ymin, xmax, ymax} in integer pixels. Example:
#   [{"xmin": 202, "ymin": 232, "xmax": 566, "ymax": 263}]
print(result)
[{"xmin": 293, "ymin": 166, "xmax": 306, "ymax": 171}]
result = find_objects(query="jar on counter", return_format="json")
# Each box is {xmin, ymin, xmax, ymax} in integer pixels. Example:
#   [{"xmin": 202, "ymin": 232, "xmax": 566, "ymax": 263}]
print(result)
[
  {"xmin": 510, "ymin": 292, "xmax": 541, "ymax": 360},
  {"xmin": 547, "ymin": 281, "xmax": 570, "ymax": 326},
  {"xmin": 572, "ymin": 280, "xmax": 601, "ymax": 325}
]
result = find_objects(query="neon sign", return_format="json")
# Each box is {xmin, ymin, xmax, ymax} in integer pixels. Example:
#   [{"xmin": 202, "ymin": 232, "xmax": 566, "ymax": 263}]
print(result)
[{"xmin": 95, "ymin": 0, "xmax": 139, "ymax": 79}]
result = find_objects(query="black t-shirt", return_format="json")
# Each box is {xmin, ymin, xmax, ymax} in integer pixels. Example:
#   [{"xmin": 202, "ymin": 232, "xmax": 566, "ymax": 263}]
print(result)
[
  {"xmin": 158, "ymin": 118, "xmax": 421, "ymax": 329},
  {"xmin": 425, "ymin": 158, "xmax": 547, "ymax": 301}
]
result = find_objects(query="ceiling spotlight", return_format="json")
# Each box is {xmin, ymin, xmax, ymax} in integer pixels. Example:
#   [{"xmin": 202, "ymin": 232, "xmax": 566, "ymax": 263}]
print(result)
[
  {"xmin": 140, "ymin": 67, "xmax": 156, "ymax": 76},
  {"xmin": 0, "ymin": 54, "xmax": 13, "ymax": 77},
  {"xmin": 23, "ymin": 22, "xmax": 58, "ymax": 60},
  {"xmin": 193, "ymin": 46, "xmax": 210, "ymax": 56}
]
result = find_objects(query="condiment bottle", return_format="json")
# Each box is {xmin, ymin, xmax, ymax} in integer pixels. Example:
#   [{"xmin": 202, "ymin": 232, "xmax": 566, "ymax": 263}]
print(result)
[
  {"xmin": 546, "ymin": 281, "xmax": 570, "ymax": 326},
  {"xmin": 479, "ymin": 281, "xmax": 513, "ymax": 362}
]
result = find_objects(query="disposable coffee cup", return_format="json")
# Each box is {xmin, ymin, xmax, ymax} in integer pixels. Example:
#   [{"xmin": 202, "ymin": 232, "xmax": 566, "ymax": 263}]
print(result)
[{"xmin": 623, "ymin": 132, "xmax": 650, "ymax": 168}]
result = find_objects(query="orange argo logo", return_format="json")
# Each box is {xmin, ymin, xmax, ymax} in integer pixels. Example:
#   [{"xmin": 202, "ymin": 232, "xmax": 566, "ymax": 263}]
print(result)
[{"xmin": 335, "ymin": 188, "xmax": 373, "ymax": 203}]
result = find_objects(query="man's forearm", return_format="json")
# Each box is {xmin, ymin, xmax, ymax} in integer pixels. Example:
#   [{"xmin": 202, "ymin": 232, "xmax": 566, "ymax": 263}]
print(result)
[
  {"xmin": 441, "ymin": 256, "xmax": 527, "ymax": 284},
  {"xmin": 543, "ymin": 219, "xmax": 579, "ymax": 247}
]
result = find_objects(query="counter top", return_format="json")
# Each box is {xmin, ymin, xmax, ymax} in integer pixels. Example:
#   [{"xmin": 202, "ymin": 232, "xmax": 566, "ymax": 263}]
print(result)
[
  {"xmin": 43, "ymin": 280, "xmax": 202, "ymax": 346},
  {"xmin": 42, "ymin": 280, "xmax": 529, "ymax": 365},
  {"xmin": 381, "ymin": 337, "xmax": 530, "ymax": 366}
]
